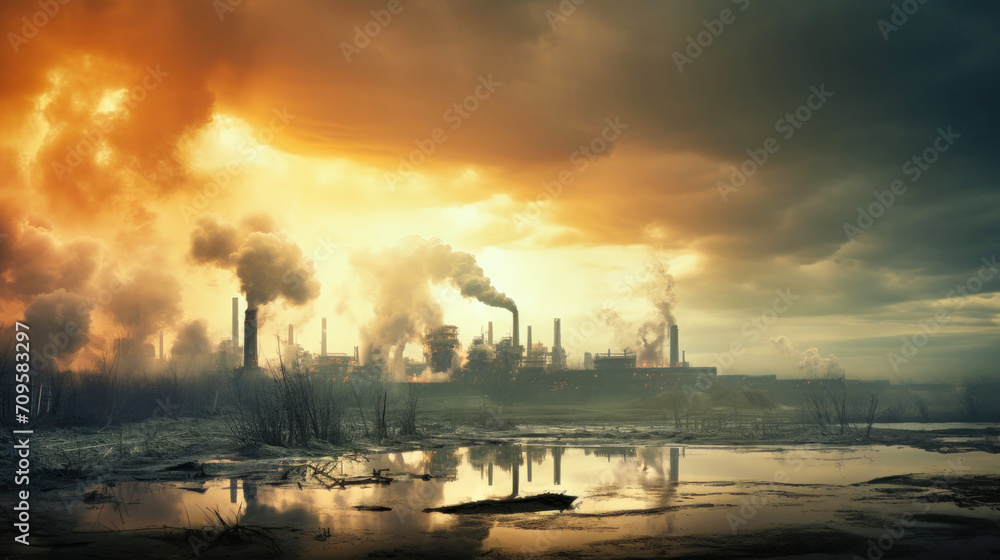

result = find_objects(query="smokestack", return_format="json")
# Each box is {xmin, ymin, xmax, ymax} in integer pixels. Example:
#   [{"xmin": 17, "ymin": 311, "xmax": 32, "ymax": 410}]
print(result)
[
  {"xmin": 159, "ymin": 331, "xmax": 164, "ymax": 360},
  {"xmin": 232, "ymin": 297, "xmax": 239, "ymax": 354},
  {"xmin": 512, "ymin": 310, "xmax": 519, "ymax": 352},
  {"xmin": 682, "ymin": 350, "xmax": 685, "ymax": 366},
  {"xmin": 553, "ymin": 318, "xmax": 562, "ymax": 369},
  {"xmin": 244, "ymin": 307, "xmax": 258, "ymax": 370},
  {"xmin": 288, "ymin": 324, "xmax": 294, "ymax": 347},
  {"xmin": 670, "ymin": 324, "xmax": 679, "ymax": 367},
  {"xmin": 321, "ymin": 318, "xmax": 327, "ymax": 357},
  {"xmin": 488, "ymin": 321, "xmax": 493, "ymax": 346},
  {"xmin": 354, "ymin": 345, "xmax": 359, "ymax": 362},
  {"xmin": 527, "ymin": 325, "xmax": 532, "ymax": 358}
]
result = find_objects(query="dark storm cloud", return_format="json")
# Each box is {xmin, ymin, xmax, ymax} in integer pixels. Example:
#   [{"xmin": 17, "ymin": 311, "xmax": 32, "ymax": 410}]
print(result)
[{"xmin": 237, "ymin": 0, "xmax": 998, "ymax": 297}]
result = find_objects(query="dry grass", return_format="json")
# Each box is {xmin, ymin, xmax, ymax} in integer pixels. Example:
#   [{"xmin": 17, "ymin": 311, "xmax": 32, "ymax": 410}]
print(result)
[{"xmin": 224, "ymin": 359, "xmax": 346, "ymax": 448}]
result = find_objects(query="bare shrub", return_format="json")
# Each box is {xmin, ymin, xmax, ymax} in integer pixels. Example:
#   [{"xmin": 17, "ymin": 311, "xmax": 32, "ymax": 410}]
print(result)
[
  {"xmin": 803, "ymin": 379, "xmax": 850, "ymax": 435},
  {"xmin": 861, "ymin": 393, "xmax": 879, "ymax": 440},
  {"xmin": 477, "ymin": 395, "xmax": 516, "ymax": 430},
  {"xmin": 397, "ymin": 384, "xmax": 420, "ymax": 437},
  {"xmin": 224, "ymin": 360, "xmax": 345, "ymax": 448}
]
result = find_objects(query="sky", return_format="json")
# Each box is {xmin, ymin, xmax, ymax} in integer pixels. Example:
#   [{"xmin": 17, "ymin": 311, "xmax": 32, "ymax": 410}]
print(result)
[{"xmin": 1, "ymin": 0, "xmax": 997, "ymax": 380}]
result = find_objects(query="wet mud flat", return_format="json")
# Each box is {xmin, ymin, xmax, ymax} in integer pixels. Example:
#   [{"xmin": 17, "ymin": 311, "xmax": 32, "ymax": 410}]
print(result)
[{"xmin": 3, "ymin": 439, "xmax": 999, "ymax": 559}]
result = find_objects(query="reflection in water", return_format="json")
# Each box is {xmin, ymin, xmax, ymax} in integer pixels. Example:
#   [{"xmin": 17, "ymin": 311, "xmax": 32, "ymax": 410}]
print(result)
[
  {"xmin": 66, "ymin": 444, "xmax": 1000, "ymax": 557},
  {"xmin": 244, "ymin": 480, "xmax": 257, "ymax": 501},
  {"xmin": 512, "ymin": 453, "xmax": 520, "ymax": 497},
  {"xmin": 553, "ymin": 447, "xmax": 563, "ymax": 485},
  {"xmin": 670, "ymin": 447, "xmax": 679, "ymax": 482}
]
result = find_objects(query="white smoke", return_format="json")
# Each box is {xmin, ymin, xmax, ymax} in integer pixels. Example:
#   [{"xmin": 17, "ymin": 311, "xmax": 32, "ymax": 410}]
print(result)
[
  {"xmin": 351, "ymin": 236, "xmax": 515, "ymax": 379},
  {"xmin": 598, "ymin": 256, "xmax": 678, "ymax": 366},
  {"xmin": 797, "ymin": 346, "xmax": 846, "ymax": 378},
  {"xmin": 770, "ymin": 335, "xmax": 796, "ymax": 355}
]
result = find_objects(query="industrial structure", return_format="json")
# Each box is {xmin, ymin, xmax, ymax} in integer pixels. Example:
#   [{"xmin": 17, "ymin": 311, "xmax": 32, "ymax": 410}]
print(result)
[
  {"xmin": 426, "ymin": 325, "xmax": 460, "ymax": 373},
  {"xmin": 232, "ymin": 297, "xmax": 239, "ymax": 356},
  {"xmin": 670, "ymin": 324, "xmax": 679, "ymax": 367},
  {"xmin": 222, "ymin": 295, "xmax": 715, "ymax": 397},
  {"xmin": 244, "ymin": 307, "xmax": 258, "ymax": 370}
]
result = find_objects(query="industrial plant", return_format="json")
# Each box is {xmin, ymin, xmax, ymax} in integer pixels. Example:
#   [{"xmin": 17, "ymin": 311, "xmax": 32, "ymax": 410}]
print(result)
[{"xmin": 221, "ymin": 295, "xmax": 716, "ymax": 400}]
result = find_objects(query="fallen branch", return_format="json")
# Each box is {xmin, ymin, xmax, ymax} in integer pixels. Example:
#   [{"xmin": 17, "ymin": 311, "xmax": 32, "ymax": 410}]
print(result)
[{"xmin": 423, "ymin": 492, "xmax": 576, "ymax": 514}]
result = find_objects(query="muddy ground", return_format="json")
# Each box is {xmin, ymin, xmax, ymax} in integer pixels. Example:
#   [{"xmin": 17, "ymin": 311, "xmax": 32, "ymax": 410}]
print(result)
[{"xmin": 2, "ymin": 397, "xmax": 999, "ymax": 559}]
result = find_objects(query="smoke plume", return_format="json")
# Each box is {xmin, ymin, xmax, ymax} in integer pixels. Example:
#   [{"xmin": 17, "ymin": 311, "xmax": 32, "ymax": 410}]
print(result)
[
  {"xmin": 189, "ymin": 214, "xmax": 321, "ymax": 309},
  {"xmin": 232, "ymin": 232, "xmax": 320, "ymax": 308},
  {"xmin": 170, "ymin": 319, "xmax": 214, "ymax": 373},
  {"xmin": 599, "ymin": 256, "xmax": 678, "ymax": 366},
  {"xmin": 798, "ymin": 347, "xmax": 846, "ymax": 378},
  {"xmin": 189, "ymin": 214, "xmax": 241, "ymax": 267},
  {"xmin": 0, "ymin": 215, "xmax": 103, "ymax": 302},
  {"xmin": 23, "ymin": 289, "xmax": 93, "ymax": 369},
  {"xmin": 770, "ymin": 335, "xmax": 796, "ymax": 355},
  {"xmin": 104, "ymin": 267, "xmax": 182, "ymax": 344},
  {"xmin": 0, "ymin": 200, "xmax": 187, "ymax": 369},
  {"xmin": 351, "ymin": 236, "xmax": 516, "ymax": 377}
]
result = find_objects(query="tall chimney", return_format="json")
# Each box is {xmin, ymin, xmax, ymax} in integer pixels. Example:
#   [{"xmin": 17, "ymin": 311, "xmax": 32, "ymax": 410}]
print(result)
[
  {"xmin": 321, "ymin": 318, "xmax": 327, "ymax": 357},
  {"xmin": 670, "ymin": 324, "xmax": 679, "ymax": 367},
  {"xmin": 527, "ymin": 325, "xmax": 532, "ymax": 358},
  {"xmin": 553, "ymin": 318, "xmax": 562, "ymax": 369},
  {"xmin": 512, "ymin": 310, "xmax": 519, "ymax": 353},
  {"xmin": 159, "ymin": 331, "xmax": 164, "ymax": 360},
  {"xmin": 288, "ymin": 324, "xmax": 294, "ymax": 348},
  {"xmin": 232, "ymin": 297, "xmax": 239, "ymax": 355},
  {"xmin": 488, "ymin": 321, "xmax": 493, "ymax": 346},
  {"xmin": 682, "ymin": 350, "xmax": 686, "ymax": 366},
  {"xmin": 244, "ymin": 307, "xmax": 258, "ymax": 370}
]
